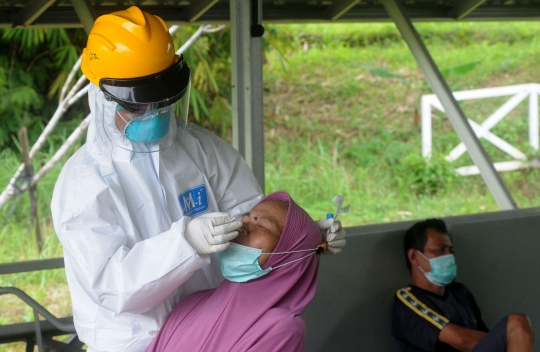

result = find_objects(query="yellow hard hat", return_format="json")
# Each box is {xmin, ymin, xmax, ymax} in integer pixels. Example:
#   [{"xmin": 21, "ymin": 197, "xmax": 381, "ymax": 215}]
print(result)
[
  {"xmin": 82, "ymin": 6, "xmax": 176, "ymax": 85},
  {"xmin": 81, "ymin": 6, "xmax": 191, "ymax": 111}
]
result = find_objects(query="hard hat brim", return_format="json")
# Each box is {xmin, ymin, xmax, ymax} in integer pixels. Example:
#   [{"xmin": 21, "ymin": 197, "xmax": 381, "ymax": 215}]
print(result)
[{"xmin": 99, "ymin": 56, "xmax": 190, "ymax": 113}]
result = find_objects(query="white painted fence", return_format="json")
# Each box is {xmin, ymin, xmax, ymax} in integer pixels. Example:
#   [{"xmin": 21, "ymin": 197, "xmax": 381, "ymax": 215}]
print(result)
[{"xmin": 422, "ymin": 84, "xmax": 540, "ymax": 175}]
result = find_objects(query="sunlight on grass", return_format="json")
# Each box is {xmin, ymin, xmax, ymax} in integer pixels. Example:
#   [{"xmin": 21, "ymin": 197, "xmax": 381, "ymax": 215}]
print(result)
[{"xmin": 264, "ymin": 21, "xmax": 540, "ymax": 226}]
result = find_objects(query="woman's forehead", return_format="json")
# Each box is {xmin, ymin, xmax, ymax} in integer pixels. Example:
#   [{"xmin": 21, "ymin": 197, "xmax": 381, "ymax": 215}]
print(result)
[
  {"xmin": 254, "ymin": 200, "xmax": 288, "ymax": 215},
  {"xmin": 253, "ymin": 201, "xmax": 288, "ymax": 226}
]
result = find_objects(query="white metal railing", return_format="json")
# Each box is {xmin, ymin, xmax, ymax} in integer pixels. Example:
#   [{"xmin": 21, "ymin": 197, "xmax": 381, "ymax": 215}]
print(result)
[{"xmin": 422, "ymin": 83, "xmax": 540, "ymax": 175}]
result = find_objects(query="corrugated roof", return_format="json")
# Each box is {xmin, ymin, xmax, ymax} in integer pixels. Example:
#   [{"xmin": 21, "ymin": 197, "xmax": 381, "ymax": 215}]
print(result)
[{"xmin": 1, "ymin": 0, "xmax": 539, "ymax": 29}]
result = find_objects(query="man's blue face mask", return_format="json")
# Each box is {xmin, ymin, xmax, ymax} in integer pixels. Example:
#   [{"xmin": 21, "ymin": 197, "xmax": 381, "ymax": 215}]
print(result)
[
  {"xmin": 218, "ymin": 242, "xmax": 319, "ymax": 283},
  {"xmin": 417, "ymin": 250, "xmax": 457, "ymax": 286},
  {"xmin": 116, "ymin": 104, "xmax": 171, "ymax": 144}
]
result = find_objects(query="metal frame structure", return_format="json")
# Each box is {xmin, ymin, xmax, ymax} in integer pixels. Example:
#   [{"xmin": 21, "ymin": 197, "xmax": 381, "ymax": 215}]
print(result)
[
  {"xmin": 0, "ymin": 259, "xmax": 82, "ymax": 351},
  {"xmin": 2, "ymin": 0, "xmax": 539, "ymax": 348},
  {"xmin": 2, "ymin": 1, "xmax": 540, "ymax": 28},
  {"xmin": 228, "ymin": 0, "xmax": 526, "ymax": 206},
  {"xmin": 0, "ymin": 0, "xmax": 534, "ymax": 207},
  {"xmin": 230, "ymin": 0, "xmax": 265, "ymax": 189}
]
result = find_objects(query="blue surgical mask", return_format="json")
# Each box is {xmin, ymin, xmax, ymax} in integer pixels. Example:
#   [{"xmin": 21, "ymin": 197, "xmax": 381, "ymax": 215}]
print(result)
[
  {"xmin": 218, "ymin": 243, "xmax": 272, "ymax": 283},
  {"xmin": 417, "ymin": 251, "xmax": 457, "ymax": 286},
  {"xmin": 117, "ymin": 105, "xmax": 171, "ymax": 144},
  {"xmin": 218, "ymin": 242, "xmax": 319, "ymax": 283}
]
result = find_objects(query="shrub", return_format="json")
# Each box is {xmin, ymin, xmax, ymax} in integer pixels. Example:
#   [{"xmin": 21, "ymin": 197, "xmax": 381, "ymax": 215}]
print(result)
[{"xmin": 397, "ymin": 153, "xmax": 459, "ymax": 197}]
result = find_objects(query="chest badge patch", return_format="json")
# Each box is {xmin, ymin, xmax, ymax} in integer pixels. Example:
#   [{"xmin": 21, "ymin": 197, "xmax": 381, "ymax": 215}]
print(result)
[{"xmin": 179, "ymin": 185, "xmax": 209, "ymax": 217}]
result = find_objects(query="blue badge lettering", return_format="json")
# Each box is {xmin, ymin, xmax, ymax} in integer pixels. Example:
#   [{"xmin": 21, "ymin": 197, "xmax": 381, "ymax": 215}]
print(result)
[{"xmin": 179, "ymin": 185, "xmax": 209, "ymax": 217}]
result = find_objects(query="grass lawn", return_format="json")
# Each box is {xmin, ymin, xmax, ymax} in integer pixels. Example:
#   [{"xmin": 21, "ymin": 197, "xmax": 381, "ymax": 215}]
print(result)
[{"xmin": 263, "ymin": 21, "xmax": 540, "ymax": 225}]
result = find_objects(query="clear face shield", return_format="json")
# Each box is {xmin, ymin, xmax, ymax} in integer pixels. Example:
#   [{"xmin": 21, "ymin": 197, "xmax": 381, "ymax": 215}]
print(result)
[{"xmin": 96, "ymin": 55, "xmax": 191, "ymax": 153}]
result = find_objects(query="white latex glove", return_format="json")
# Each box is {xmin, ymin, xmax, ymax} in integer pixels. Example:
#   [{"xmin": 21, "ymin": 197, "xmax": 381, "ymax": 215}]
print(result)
[
  {"xmin": 316, "ymin": 218, "xmax": 347, "ymax": 255},
  {"xmin": 184, "ymin": 212, "xmax": 242, "ymax": 255}
]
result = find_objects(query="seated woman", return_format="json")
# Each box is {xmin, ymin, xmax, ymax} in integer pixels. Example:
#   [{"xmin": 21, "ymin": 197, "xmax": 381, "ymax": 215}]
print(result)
[{"xmin": 146, "ymin": 190, "xmax": 323, "ymax": 352}]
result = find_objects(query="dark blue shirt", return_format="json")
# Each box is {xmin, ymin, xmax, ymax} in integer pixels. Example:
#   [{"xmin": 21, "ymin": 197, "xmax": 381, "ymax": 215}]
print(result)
[{"xmin": 391, "ymin": 282, "xmax": 489, "ymax": 352}]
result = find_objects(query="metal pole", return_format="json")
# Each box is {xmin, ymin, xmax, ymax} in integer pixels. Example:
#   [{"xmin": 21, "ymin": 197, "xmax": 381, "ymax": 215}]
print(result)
[
  {"xmin": 69, "ymin": 0, "xmax": 96, "ymax": 34},
  {"xmin": 250, "ymin": 0, "xmax": 265, "ymax": 192},
  {"xmin": 230, "ymin": 0, "xmax": 249, "ymax": 161},
  {"xmin": 381, "ymin": 0, "xmax": 517, "ymax": 210},
  {"xmin": 230, "ymin": 0, "xmax": 265, "ymax": 192}
]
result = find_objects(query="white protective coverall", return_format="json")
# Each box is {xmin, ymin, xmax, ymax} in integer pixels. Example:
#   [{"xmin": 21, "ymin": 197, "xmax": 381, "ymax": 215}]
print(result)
[{"xmin": 51, "ymin": 84, "xmax": 262, "ymax": 351}]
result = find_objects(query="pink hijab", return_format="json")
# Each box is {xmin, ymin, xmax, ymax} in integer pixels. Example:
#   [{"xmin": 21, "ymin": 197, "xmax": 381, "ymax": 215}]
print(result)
[{"xmin": 146, "ymin": 190, "xmax": 322, "ymax": 351}]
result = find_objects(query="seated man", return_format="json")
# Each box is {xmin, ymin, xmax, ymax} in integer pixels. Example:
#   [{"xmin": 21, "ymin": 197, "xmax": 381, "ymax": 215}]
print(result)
[
  {"xmin": 146, "ymin": 190, "xmax": 324, "ymax": 352},
  {"xmin": 391, "ymin": 218, "xmax": 534, "ymax": 352}
]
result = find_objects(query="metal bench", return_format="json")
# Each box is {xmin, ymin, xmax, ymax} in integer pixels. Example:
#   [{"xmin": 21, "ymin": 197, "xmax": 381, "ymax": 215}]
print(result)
[{"xmin": 0, "ymin": 258, "xmax": 84, "ymax": 351}]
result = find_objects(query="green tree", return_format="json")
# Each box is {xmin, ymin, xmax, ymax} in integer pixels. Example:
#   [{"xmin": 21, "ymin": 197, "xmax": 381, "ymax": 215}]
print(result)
[
  {"xmin": 172, "ymin": 25, "xmax": 294, "ymax": 140},
  {"xmin": 0, "ymin": 28, "xmax": 88, "ymax": 150},
  {"xmin": 172, "ymin": 27, "xmax": 233, "ymax": 139},
  {"xmin": 0, "ymin": 25, "xmax": 294, "ymax": 148}
]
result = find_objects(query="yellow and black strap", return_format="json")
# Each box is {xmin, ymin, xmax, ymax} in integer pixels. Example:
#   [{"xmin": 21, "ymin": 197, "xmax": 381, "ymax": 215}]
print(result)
[{"xmin": 396, "ymin": 287, "xmax": 449, "ymax": 330}]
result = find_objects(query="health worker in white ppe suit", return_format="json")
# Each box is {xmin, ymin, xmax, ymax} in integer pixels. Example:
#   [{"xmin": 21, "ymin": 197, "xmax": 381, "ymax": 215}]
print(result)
[{"xmin": 51, "ymin": 6, "xmax": 346, "ymax": 352}]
